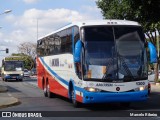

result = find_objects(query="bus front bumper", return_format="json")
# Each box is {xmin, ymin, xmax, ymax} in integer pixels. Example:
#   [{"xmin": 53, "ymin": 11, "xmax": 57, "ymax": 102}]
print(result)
[
  {"xmin": 82, "ymin": 90, "xmax": 148, "ymax": 104},
  {"xmin": 4, "ymin": 75, "xmax": 23, "ymax": 80}
]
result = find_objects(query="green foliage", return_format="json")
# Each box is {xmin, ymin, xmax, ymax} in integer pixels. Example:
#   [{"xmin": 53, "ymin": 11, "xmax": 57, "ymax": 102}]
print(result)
[
  {"xmin": 96, "ymin": 0, "xmax": 160, "ymax": 45},
  {"xmin": 11, "ymin": 53, "xmax": 34, "ymax": 70},
  {"xmin": 97, "ymin": 0, "xmax": 160, "ymax": 82}
]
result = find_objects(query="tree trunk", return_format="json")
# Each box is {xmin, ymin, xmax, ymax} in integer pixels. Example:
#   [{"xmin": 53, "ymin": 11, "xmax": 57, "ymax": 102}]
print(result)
[
  {"xmin": 154, "ymin": 35, "xmax": 160, "ymax": 82},
  {"xmin": 154, "ymin": 63, "xmax": 159, "ymax": 82}
]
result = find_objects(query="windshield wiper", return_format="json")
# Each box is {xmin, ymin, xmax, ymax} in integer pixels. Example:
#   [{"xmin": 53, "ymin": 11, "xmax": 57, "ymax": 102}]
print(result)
[
  {"xmin": 102, "ymin": 58, "xmax": 114, "ymax": 80},
  {"xmin": 101, "ymin": 74, "xmax": 113, "ymax": 82},
  {"xmin": 119, "ymin": 55, "xmax": 134, "ymax": 81}
]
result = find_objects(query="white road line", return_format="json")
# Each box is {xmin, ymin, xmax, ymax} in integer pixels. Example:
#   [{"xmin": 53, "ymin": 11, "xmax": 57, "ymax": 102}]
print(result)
[{"xmin": 7, "ymin": 93, "xmax": 12, "ymax": 97}]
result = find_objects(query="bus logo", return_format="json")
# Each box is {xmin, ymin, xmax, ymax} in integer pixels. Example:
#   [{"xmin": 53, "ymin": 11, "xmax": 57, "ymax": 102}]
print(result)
[{"xmin": 116, "ymin": 87, "xmax": 120, "ymax": 91}]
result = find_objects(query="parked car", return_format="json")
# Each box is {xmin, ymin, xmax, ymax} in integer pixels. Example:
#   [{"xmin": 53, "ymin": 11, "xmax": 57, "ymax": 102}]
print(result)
[
  {"xmin": 23, "ymin": 69, "xmax": 30, "ymax": 77},
  {"xmin": 31, "ymin": 68, "xmax": 37, "ymax": 76},
  {"xmin": 148, "ymin": 70, "xmax": 160, "ymax": 82}
]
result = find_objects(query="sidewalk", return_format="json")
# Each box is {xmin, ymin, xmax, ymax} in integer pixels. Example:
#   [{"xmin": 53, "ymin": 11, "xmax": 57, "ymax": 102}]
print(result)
[
  {"xmin": 0, "ymin": 81, "xmax": 20, "ymax": 109},
  {"xmin": 151, "ymin": 83, "xmax": 160, "ymax": 92}
]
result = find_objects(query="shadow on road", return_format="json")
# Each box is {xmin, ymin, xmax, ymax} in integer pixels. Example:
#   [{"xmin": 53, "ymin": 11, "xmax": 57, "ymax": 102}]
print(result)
[{"xmin": 51, "ymin": 91, "xmax": 160, "ymax": 111}]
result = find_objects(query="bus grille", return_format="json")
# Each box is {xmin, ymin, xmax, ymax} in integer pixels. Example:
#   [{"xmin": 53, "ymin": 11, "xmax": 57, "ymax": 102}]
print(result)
[
  {"xmin": 100, "ymin": 89, "xmax": 135, "ymax": 92},
  {"xmin": 9, "ymin": 74, "xmax": 20, "ymax": 76}
]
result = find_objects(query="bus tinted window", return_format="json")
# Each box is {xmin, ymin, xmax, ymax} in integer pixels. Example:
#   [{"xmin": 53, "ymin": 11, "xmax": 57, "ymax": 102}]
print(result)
[{"xmin": 37, "ymin": 27, "xmax": 74, "ymax": 56}]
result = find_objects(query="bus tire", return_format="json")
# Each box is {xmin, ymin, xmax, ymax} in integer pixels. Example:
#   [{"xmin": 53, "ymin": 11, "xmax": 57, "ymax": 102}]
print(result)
[
  {"xmin": 43, "ymin": 86, "xmax": 48, "ymax": 97},
  {"xmin": 71, "ymin": 89, "xmax": 80, "ymax": 108},
  {"xmin": 46, "ymin": 82, "xmax": 55, "ymax": 98}
]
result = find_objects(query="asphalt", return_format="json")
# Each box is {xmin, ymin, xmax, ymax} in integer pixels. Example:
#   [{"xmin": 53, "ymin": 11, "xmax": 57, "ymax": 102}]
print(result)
[
  {"xmin": 0, "ymin": 81, "xmax": 20, "ymax": 109},
  {"xmin": 0, "ymin": 80, "xmax": 159, "ymax": 109}
]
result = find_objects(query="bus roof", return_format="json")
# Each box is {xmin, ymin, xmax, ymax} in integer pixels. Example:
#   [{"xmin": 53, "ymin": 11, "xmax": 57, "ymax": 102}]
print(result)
[
  {"xmin": 38, "ymin": 19, "xmax": 140, "ymax": 40},
  {"xmin": 3, "ymin": 56, "xmax": 24, "ymax": 61}
]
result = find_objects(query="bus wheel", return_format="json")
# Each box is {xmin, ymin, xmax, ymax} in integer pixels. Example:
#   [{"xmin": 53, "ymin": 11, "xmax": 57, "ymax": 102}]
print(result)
[
  {"xmin": 43, "ymin": 84, "xmax": 48, "ymax": 97},
  {"xmin": 71, "ymin": 89, "xmax": 80, "ymax": 108},
  {"xmin": 46, "ymin": 82, "xmax": 55, "ymax": 98}
]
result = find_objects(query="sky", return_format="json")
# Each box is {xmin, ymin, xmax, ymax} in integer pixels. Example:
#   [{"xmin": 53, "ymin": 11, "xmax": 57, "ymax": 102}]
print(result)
[{"xmin": 0, "ymin": 0, "xmax": 103, "ymax": 65}]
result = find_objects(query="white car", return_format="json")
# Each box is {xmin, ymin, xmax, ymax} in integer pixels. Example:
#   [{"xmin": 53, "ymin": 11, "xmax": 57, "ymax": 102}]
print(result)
[{"xmin": 23, "ymin": 69, "xmax": 30, "ymax": 77}]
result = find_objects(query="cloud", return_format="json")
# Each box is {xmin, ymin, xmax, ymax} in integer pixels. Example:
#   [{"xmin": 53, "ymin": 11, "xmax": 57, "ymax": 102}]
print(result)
[
  {"xmin": 81, "ymin": 5, "xmax": 103, "ymax": 19},
  {"xmin": 2, "ymin": 7, "xmax": 102, "ymax": 56},
  {"xmin": 11, "ymin": 8, "xmax": 102, "ymax": 41},
  {"xmin": 0, "ymin": 7, "xmax": 103, "ymax": 65},
  {"xmin": 23, "ymin": 0, "xmax": 40, "ymax": 4}
]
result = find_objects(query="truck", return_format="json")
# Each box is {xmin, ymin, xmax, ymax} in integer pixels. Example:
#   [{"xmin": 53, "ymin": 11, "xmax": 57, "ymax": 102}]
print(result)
[{"xmin": 1, "ymin": 56, "xmax": 24, "ymax": 81}]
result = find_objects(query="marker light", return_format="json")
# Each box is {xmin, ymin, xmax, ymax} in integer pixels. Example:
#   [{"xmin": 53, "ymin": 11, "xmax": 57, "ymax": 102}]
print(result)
[{"xmin": 134, "ymin": 86, "xmax": 147, "ymax": 91}]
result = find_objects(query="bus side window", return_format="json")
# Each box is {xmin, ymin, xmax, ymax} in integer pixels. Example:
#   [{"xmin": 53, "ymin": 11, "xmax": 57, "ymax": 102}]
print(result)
[{"xmin": 2, "ymin": 60, "xmax": 4, "ymax": 66}]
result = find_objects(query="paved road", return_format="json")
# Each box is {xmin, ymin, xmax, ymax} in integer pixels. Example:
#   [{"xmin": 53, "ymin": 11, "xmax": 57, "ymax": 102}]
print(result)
[{"xmin": 0, "ymin": 77, "xmax": 160, "ymax": 120}]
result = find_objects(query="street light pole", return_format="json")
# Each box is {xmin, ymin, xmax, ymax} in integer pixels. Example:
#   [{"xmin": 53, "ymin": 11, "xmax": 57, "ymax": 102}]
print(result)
[
  {"xmin": 37, "ymin": 19, "xmax": 38, "ymax": 41},
  {"xmin": 0, "ymin": 9, "xmax": 12, "ymax": 54}
]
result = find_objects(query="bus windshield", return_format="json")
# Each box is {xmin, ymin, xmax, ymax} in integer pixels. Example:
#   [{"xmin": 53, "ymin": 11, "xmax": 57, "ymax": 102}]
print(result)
[
  {"xmin": 82, "ymin": 26, "xmax": 147, "ymax": 82},
  {"xmin": 4, "ymin": 61, "xmax": 24, "ymax": 71}
]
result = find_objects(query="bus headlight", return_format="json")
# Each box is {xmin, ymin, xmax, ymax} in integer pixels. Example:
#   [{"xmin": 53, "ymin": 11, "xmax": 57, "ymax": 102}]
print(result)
[{"xmin": 84, "ymin": 87, "xmax": 101, "ymax": 92}]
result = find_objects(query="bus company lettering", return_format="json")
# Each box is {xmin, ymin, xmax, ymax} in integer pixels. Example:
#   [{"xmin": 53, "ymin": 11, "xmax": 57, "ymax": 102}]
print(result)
[
  {"xmin": 96, "ymin": 83, "xmax": 113, "ymax": 87},
  {"xmin": 52, "ymin": 58, "xmax": 59, "ymax": 67}
]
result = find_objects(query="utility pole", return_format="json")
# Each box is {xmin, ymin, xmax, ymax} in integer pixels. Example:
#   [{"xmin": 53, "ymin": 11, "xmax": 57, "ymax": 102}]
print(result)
[
  {"xmin": 155, "ymin": 30, "xmax": 160, "ymax": 83},
  {"xmin": 37, "ymin": 19, "xmax": 38, "ymax": 41}
]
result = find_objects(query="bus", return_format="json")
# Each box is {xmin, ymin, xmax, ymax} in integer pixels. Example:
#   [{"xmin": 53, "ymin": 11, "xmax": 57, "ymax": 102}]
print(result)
[
  {"xmin": 37, "ymin": 20, "xmax": 157, "ymax": 107},
  {"xmin": 1, "ymin": 56, "xmax": 24, "ymax": 81}
]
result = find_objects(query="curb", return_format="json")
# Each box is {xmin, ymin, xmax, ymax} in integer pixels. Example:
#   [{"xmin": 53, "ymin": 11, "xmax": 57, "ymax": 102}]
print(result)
[
  {"xmin": 0, "ymin": 85, "xmax": 21, "ymax": 109},
  {"xmin": 151, "ymin": 83, "xmax": 160, "ymax": 86},
  {"xmin": 0, "ymin": 97, "xmax": 21, "ymax": 109},
  {"xmin": 155, "ymin": 83, "xmax": 160, "ymax": 86}
]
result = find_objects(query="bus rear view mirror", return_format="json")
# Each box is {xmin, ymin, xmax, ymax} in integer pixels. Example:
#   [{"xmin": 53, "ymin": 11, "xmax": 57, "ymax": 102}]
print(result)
[
  {"xmin": 74, "ymin": 40, "xmax": 82, "ymax": 63},
  {"xmin": 148, "ymin": 42, "xmax": 157, "ymax": 63}
]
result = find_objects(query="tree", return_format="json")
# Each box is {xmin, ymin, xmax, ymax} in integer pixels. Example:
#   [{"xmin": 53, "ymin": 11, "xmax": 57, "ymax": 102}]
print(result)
[
  {"xmin": 12, "ymin": 53, "xmax": 34, "ymax": 70},
  {"xmin": 17, "ymin": 42, "xmax": 36, "ymax": 59},
  {"xmin": 97, "ymin": 0, "xmax": 160, "ymax": 82}
]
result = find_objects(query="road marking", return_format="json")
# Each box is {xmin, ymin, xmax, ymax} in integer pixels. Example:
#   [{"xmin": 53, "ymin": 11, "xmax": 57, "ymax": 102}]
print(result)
[{"xmin": 7, "ymin": 93, "xmax": 12, "ymax": 97}]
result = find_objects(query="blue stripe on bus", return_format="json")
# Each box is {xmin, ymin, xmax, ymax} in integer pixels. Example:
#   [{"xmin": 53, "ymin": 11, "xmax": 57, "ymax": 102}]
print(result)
[
  {"xmin": 40, "ymin": 57, "xmax": 69, "ymax": 86},
  {"xmin": 40, "ymin": 57, "xmax": 85, "ymax": 96}
]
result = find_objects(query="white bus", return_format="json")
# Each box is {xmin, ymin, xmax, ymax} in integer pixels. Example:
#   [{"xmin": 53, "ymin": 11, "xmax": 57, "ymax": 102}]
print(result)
[
  {"xmin": 37, "ymin": 20, "xmax": 157, "ymax": 107},
  {"xmin": 1, "ymin": 56, "xmax": 24, "ymax": 81}
]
